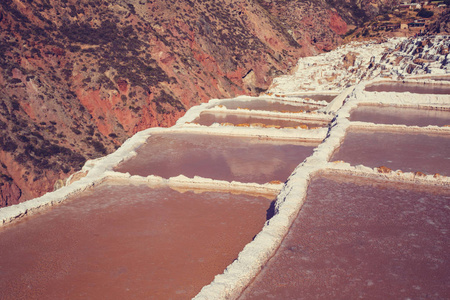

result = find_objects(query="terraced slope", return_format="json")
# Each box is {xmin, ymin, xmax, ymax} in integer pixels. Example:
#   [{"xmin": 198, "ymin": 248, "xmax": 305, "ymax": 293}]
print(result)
[{"xmin": 0, "ymin": 35, "xmax": 449, "ymax": 299}]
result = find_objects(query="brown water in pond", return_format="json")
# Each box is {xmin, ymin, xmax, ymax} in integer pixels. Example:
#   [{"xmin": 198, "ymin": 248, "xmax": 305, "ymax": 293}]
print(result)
[
  {"xmin": 331, "ymin": 130, "xmax": 450, "ymax": 176},
  {"xmin": 193, "ymin": 112, "xmax": 327, "ymax": 128},
  {"xmin": 0, "ymin": 183, "xmax": 273, "ymax": 300},
  {"xmin": 115, "ymin": 133, "xmax": 318, "ymax": 184},
  {"xmin": 428, "ymin": 76, "xmax": 450, "ymax": 82},
  {"xmin": 299, "ymin": 94, "xmax": 336, "ymax": 103},
  {"xmin": 365, "ymin": 82, "xmax": 450, "ymax": 94},
  {"xmin": 218, "ymin": 99, "xmax": 320, "ymax": 112},
  {"xmin": 350, "ymin": 106, "xmax": 450, "ymax": 127},
  {"xmin": 239, "ymin": 174, "xmax": 450, "ymax": 300}
]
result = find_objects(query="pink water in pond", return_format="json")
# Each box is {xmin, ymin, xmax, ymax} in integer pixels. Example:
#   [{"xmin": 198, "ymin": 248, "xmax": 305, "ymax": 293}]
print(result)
[
  {"xmin": 193, "ymin": 112, "xmax": 327, "ymax": 128},
  {"xmin": 331, "ymin": 130, "xmax": 450, "ymax": 176},
  {"xmin": 365, "ymin": 82, "xmax": 450, "ymax": 94},
  {"xmin": 350, "ymin": 106, "xmax": 450, "ymax": 127},
  {"xmin": 219, "ymin": 99, "xmax": 320, "ymax": 112},
  {"xmin": 115, "ymin": 133, "xmax": 317, "ymax": 183},
  {"xmin": 239, "ymin": 174, "xmax": 450, "ymax": 300},
  {"xmin": 0, "ymin": 183, "xmax": 273, "ymax": 300}
]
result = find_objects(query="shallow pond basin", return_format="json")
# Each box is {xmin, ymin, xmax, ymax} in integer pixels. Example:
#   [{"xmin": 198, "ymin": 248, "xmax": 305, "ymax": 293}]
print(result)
[
  {"xmin": 239, "ymin": 174, "xmax": 450, "ymax": 299},
  {"xmin": 193, "ymin": 112, "xmax": 327, "ymax": 128},
  {"xmin": 350, "ymin": 106, "xmax": 450, "ymax": 127},
  {"xmin": 365, "ymin": 81, "xmax": 450, "ymax": 94},
  {"xmin": 115, "ymin": 133, "xmax": 318, "ymax": 184},
  {"xmin": 217, "ymin": 99, "xmax": 321, "ymax": 112},
  {"xmin": 331, "ymin": 129, "xmax": 450, "ymax": 176},
  {"xmin": 0, "ymin": 183, "xmax": 273, "ymax": 300}
]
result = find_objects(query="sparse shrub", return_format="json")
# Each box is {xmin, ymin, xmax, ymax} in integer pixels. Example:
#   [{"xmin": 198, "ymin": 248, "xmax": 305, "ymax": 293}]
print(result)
[
  {"xmin": 11, "ymin": 100, "xmax": 20, "ymax": 111},
  {"xmin": 31, "ymin": 131, "xmax": 44, "ymax": 140},
  {"xmin": 71, "ymin": 127, "xmax": 82, "ymax": 135},
  {"xmin": 0, "ymin": 137, "xmax": 17, "ymax": 152},
  {"xmin": 17, "ymin": 135, "xmax": 30, "ymax": 143},
  {"xmin": 91, "ymin": 140, "xmax": 106, "ymax": 154},
  {"xmin": 86, "ymin": 125, "xmax": 95, "ymax": 136},
  {"xmin": 417, "ymin": 9, "xmax": 434, "ymax": 18}
]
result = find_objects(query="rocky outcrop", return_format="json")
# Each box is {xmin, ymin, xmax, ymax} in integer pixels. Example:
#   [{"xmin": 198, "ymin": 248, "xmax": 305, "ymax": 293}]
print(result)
[
  {"xmin": 0, "ymin": 167, "xmax": 21, "ymax": 207},
  {"xmin": 0, "ymin": 0, "xmax": 385, "ymax": 206}
]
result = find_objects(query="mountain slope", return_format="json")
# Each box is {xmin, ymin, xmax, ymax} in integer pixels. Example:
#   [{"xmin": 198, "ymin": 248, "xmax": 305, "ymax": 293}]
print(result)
[{"xmin": 0, "ymin": 0, "xmax": 374, "ymax": 206}]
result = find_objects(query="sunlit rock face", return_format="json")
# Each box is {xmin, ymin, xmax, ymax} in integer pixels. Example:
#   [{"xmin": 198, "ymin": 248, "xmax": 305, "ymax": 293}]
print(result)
[{"xmin": 0, "ymin": 0, "xmax": 360, "ymax": 206}]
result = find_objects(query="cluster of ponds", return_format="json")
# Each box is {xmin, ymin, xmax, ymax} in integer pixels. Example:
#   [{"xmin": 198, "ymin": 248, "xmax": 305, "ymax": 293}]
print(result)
[
  {"xmin": 0, "ymin": 81, "xmax": 449, "ymax": 299},
  {"xmin": 191, "ymin": 97, "xmax": 330, "ymax": 129},
  {"xmin": 0, "ymin": 95, "xmax": 330, "ymax": 299},
  {"xmin": 238, "ymin": 80, "xmax": 450, "ymax": 299}
]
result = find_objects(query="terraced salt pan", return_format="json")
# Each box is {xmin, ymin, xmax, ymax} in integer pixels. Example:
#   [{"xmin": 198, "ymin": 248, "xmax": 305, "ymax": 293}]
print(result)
[
  {"xmin": 350, "ymin": 105, "xmax": 450, "ymax": 127},
  {"xmin": 193, "ymin": 112, "xmax": 327, "ymax": 128},
  {"xmin": 269, "ymin": 93, "xmax": 337, "ymax": 103},
  {"xmin": 0, "ymin": 181, "xmax": 273, "ymax": 300},
  {"xmin": 217, "ymin": 98, "xmax": 322, "ymax": 112},
  {"xmin": 268, "ymin": 38, "xmax": 404, "ymax": 93},
  {"xmin": 294, "ymin": 94, "xmax": 336, "ymax": 103},
  {"xmin": 195, "ymin": 36, "xmax": 450, "ymax": 299},
  {"xmin": 365, "ymin": 81, "xmax": 450, "ymax": 94},
  {"xmin": 411, "ymin": 75, "xmax": 450, "ymax": 82},
  {"xmin": 331, "ymin": 129, "xmax": 450, "ymax": 176},
  {"xmin": 115, "ymin": 133, "xmax": 318, "ymax": 184},
  {"xmin": 430, "ymin": 77, "xmax": 450, "ymax": 81},
  {"xmin": 1, "ymin": 36, "xmax": 449, "ymax": 300},
  {"xmin": 239, "ymin": 173, "xmax": 450, "ymax": 300}
]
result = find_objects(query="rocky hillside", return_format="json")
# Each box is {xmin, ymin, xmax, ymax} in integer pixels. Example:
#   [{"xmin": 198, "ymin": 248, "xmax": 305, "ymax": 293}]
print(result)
[
  {"xmin": 428, "ymin": 9, "xmax": 450, "ymax": 34},
  {"xmin": 0, "ymin": 0, "xmax": 396, "ymax": 206}
]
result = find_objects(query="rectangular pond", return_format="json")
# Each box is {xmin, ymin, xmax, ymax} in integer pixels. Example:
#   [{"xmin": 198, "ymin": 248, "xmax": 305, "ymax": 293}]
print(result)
[
  {"xmin": 239, "ymin": 173, "xmax": 450, "ymax": 300},
  {"xmin": 422, "ymin": 76, "xmax": 450, "ymax": 82},
  {"xmin": 350, "ymin": 106, "xmax": 450, "ymax": 127},
  {"xmin": 115, "ymin": 133, "xmax": 318, "ymax": 184},
  {"xmin": 365, "ymin": 81, "xmax": 450, "ymax": 94},
  {"xmin": 299, "ymin": 94, "xmax": 336, "ymax": 103},
  {"xmin": 217, "ymin": 99, "xmax": 321, "ymax": 112},
  {"xmin": 331, "ymin": 129, "xmax": 450, "ymax": 176},
  {"xmin": 193, "ymin": 112, "xmax": 327, "ymax": 129},
  {"xmin": 0, "ymin": 182, "xmax": 274, "ymax": 300}
]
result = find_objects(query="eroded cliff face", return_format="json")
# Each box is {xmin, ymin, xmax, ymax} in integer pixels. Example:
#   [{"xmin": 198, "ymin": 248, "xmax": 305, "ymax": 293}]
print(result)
[{"xmin": 0, "ymin": 0, "xmax": 354, "ymax": 206}]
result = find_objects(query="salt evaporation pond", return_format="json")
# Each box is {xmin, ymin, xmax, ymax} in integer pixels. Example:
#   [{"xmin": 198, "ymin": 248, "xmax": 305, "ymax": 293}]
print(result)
[
  {"xmin": 193, "ymin": 112, "xmax": 327, "ymax": 128},
  {"xmin": 427, "ymin": 76, "xmax": 450, "ymax": 82},
  {"xmin": 217, "ymin": 99, "xmax": 320, "ymax": 112},
  {"xmin": 331, "ymin": 129, "xmax": 450, "ymax": 176},
  {"xmin": 297, "ymin": 94, "xmax": 336, "ymax": 103},
  {"xmin": 115, "ymin": 133, "xmax": 318, "ymax": 183},
  {"xmin": 239, "ymin": 174, "xmax": 450, "ymax": 300},
  {"xmin": 350, "ymin": 106, "xmax": 450, "ymax": 127},
  {"xmin": 0, "ymin": 182, "xmax": 273, "ymax": 300},
  {"xmin": 365, "ymin": 81, "xmax": 450, "ymax": 94}
]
